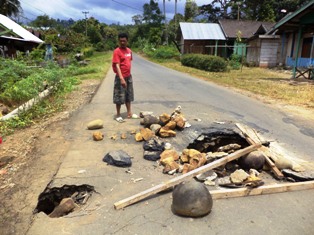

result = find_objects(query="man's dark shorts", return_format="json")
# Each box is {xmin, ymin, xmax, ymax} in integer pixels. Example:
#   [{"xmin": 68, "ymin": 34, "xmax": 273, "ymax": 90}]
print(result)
[{"xmin": 113, "ymin": 75, "xmax": 134, "ymax": 104}]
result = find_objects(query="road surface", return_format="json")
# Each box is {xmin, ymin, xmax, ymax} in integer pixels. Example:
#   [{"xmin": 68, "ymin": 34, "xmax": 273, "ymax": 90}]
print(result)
[{"xmin": 27, "ymin": 54, "xmax": 314, "ymax": 235}]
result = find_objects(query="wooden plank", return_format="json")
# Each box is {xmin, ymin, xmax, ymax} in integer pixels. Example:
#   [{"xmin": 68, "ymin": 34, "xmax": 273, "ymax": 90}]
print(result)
[
  {"xmin": 114, "ymin": 144, "xmax": 261, "ymax": 210},
  {"xmin": 210, "ymin": 180, "xmax": 314, "ymax": 199},
  {"xmin": 235, "ymin": 123, "xmax": 284, "ymax": 179}
]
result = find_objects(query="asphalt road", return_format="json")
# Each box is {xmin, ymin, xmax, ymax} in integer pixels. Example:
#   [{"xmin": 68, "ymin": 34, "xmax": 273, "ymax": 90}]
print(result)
[
  {"xmin": 132, "ymin": 54, "xmax": 314, "ymax": 161},
  {"xmin": 27, "ymin": 54, "xmax": 314, "ymax": 235}
]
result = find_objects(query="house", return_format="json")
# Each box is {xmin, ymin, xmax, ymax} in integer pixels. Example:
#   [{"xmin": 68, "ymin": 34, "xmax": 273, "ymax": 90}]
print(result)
[
  {"xmin": 266, "ymin": 0, "xmax": 314, "ymax": 78},
  {"xmin": 0, "ymin": 14, "xmax": 43, "ymax": 58},
  {"xmin": 219, "ymin": 19, "xmax": 275, "ymax": 58},
  {"xmin": 178, "ymin": 22, "xmax": 226, "ymax": 56},
  {"xmin": 246, "ymin": 25, "xmax": 281, "ymax": 68},
  {"xmin": 178, "ymin": 20, "xmax": 275, "ymax": 60}
]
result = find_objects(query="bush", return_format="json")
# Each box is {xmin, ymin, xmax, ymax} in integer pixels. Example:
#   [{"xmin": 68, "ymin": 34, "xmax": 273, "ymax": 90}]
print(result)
[
  {"xmin": 152, "ymin": 46, "xmax": 180, "ymax": 59},
  {"xmin": 229, "ymin": 54, "xmax": 242, "ymax": 70},
  {"xmin": 0, "ymin": 62, "xmax": 78, "ymax": 106},
  {"xmin": 82, "ymin": 47, "xmax": 94, "ymax": 58},
  {"xmin": 0, "ymin": 59, "xmax": 36, "ymax": 93},
  {"xmin": 181, "ymin": 54, "xmax": 228, "ymax": 72},
  {"xmin": 95, "ymin": 42, "xmax": 105, "ymax": 52}
]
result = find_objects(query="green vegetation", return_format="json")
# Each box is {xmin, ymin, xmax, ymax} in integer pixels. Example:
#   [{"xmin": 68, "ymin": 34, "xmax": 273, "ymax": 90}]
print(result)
[
  {"xmin": 0, "ymin": 52, "xmax": 111, "ymax": 137},
  {"xmin": 181, "ymin": 54, "xmax": 228, "ymax": 72}
]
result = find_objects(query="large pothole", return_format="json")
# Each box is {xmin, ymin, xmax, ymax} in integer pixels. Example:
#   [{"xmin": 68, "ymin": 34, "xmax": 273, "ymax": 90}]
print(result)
[
  {"xmin": 187, "ymin": 126, "xmax": 250, "ymax": 153},
  {"xmin": 34, "ymin": 184, "xmax": 95, "ymax": 218}
]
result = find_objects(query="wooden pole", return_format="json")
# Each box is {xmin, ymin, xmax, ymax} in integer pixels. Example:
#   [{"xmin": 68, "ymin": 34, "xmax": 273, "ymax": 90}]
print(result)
[
  {"xmin": 210, "ymin": 180, "xmax": 314, "ymax": 199},
  {"xmin": 114, "ymin": 144, "xmax": 261, "ymax": 210},
  {"xmin": 293, "ymin": 26, "xmax": 303, "ymax": 79},
  {"xmin": 235, "ymin": 123, "xmax": 284, "ymax": 179}
]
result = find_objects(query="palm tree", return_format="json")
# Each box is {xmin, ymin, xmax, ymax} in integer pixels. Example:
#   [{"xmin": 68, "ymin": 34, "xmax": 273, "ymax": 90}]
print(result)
[{"xmin": 0, "ymin": 0, "xmax": 21, "ymax": 17}]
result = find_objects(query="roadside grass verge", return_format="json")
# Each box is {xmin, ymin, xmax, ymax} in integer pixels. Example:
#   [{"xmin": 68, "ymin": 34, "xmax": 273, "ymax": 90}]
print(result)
[
  {"xmin": 75, "ymin": 51, "xmax": 112, "ymax": 80},
  {"xmin": 156, "ymin": 60, "xmax": 314, "ymax": 109},
  {"xmin": 0, "ymin": 51, "xmax": 112, "ymax": 137}
]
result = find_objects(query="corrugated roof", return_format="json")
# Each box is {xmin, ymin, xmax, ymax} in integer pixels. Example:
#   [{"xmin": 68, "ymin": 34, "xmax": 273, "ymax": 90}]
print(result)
[
  {"xmin": 180, "ymin": 22, "xmax": 226, "ymax": 40},
  {"xmin": 267, "ymin": 1, "xmax": 314, "ymax": 34},
  {"xmin": 0, "ymin": 14, "xmax": 43, "ymax": 44},
  {"xmin": 219, "ymin": 19, "xmax": 275, "ymax": 39}
]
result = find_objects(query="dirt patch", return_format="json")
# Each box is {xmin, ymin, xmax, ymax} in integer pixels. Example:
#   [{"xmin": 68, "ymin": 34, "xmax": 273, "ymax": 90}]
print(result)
[{"xmin": 0, "ymin": 79, "xmax": 102, "ymax": 235}]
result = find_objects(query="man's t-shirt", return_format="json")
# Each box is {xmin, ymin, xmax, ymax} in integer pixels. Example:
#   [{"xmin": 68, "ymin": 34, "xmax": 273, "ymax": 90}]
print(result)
[{"xmin": 112, "ymin": 47, "xmax": 132, "ymax": 78}]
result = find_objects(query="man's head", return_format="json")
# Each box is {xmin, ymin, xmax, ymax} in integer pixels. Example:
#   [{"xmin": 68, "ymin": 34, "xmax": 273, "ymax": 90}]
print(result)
[{"xmin": 118, "ymin": 33, "xmax": 128, "ymax": 48}]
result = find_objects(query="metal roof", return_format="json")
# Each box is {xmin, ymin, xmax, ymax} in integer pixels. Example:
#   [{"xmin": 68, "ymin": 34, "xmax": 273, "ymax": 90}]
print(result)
[
  {"xmin": 180, "ymin": 22, "xmax": 226, "ymax": 40},
  {"xmin": 267, "ymin": 0, "xmax": 314, "ymax": 34},
  {"xmin": 0, "ymin": 14, "xmax": 43, "ymax": 44}
]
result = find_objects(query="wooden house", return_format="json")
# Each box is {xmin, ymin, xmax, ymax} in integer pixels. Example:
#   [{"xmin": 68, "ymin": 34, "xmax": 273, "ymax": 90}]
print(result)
[
  {"xmin": 178, "ymin": 22, "xmax": 226, "ymax": 56},
  {"xmin": 219, "ymin": 19, "xmax": 275, "ymax": 58},
  {"xmin": 266, "ymin": 1, "xmax": 314, "ymax": 78},
  {"xmin": 0, "ymin": 14, "xmax": 43, "ymax": 58}
]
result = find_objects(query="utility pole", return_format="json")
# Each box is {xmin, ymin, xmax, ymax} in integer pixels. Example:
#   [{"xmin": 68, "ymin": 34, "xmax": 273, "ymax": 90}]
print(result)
[
  {"xmin": 236, "ymin": 2, "xmax": 241, "ymax": 21},
  {"xmin": 163, "ymin": 0, "xmax": 168, "ymax": 45},
  {"xmin": 82, "ymin": 11, "xmax": 89, "ymax": 37}
]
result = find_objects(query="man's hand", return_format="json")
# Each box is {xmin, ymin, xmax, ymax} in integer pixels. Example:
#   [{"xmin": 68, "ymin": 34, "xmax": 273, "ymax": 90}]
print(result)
[{"xmin": 120, "ymin": 77, "xmax": 126, "ymax": 88}]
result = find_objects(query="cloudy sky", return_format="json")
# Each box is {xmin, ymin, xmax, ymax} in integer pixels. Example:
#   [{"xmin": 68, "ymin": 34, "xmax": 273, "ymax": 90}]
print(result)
[{"xmin": 20, "ymin": 0, "xmax": 212, "ymax": 24}]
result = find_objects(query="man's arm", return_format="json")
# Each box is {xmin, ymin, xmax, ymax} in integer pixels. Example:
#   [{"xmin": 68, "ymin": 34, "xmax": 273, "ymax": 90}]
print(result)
[{"xmin": 115, "ymin": 63, "xmax": 126, "ymax": 88}]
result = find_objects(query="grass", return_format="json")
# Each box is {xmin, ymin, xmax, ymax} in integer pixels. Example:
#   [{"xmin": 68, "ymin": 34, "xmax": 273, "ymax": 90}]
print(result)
[
  {"xmin": 0, "ymin": 51, "xmax": 112, "ymax": 137},
  {"xmin": 76, "ymin": 51, "xmax": 112, "ymax": 80},
  {"xmin": 156, "ymin": 60, "xmax": 314, "ymax": 109}
]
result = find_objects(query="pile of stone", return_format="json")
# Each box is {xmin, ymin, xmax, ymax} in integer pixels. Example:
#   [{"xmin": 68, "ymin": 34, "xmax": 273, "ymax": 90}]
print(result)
[
  {"xmin": 134, "ymin": 106, "xmax": 188, "ymax": 141},
  {"xmin": 139, "ymin": 127, "xmax": 268, "ymax": 188}
]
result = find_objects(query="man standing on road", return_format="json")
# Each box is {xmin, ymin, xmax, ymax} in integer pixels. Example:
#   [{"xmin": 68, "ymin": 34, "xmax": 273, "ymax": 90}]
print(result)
[{"xmin": 112, "ymin": 33, "xmax": 137, "ymax": 122}]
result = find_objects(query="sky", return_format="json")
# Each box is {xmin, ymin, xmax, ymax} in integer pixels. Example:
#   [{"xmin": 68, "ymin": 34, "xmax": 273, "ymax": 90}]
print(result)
[{"xmin": 19, "ymin": 0, "xmax": 212, "ymax": 25}]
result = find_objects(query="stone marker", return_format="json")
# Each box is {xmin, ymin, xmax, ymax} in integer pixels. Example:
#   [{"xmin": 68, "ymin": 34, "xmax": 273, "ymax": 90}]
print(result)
[
  {"xmin": 49, "ymin": 198, "xmax": 77, "ymax": 218},
  {"xmin": 172, "ymin": 180, "xmax": 213, "ymax": 217},
  {"xmin": 87, "ymin": 119, "xmax": 104, "ymax": 130},
  {"xmin": 103, "ymin": 150, "xmax": 132, "ymax": 167}
]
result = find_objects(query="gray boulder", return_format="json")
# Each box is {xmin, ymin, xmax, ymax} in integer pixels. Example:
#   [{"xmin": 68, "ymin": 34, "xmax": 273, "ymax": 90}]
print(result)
[
  {"xmin": 143, "ymin": 151, "xmax": 162, "ymax": 161},
  {"xmin": 103, "ymin": 150, "xmax": 132, "ymax": 167},
  {"xmin": 172, "ymin": 180, "xmax": 213, "ymax": 217}
]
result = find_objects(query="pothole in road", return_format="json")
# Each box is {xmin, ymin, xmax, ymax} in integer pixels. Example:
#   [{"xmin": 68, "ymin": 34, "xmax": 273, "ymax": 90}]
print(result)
[
  {"xmin": 34, "ymin": 184, "xmax": 95, "ymax": 218},
  {"xmin": 187, "ymin": 126, "xmax": 250, "ymax": 153}
]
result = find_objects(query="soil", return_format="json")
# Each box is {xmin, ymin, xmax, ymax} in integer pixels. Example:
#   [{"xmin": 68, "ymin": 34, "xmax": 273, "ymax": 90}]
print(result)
[
  {"xmin": 0, "ymin": 74, "xmax": 313, "ymax": 235},
  {"xmin": 0, "ymin": 79, "xmax": 101, "ymax": 235}
]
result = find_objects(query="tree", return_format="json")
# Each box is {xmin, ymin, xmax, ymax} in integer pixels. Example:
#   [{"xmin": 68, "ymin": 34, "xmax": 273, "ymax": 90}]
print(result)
[
  {"xmin": 272, "ymin": 0, "xmax": 310, "ymax": 21},
  {"xmin": 198, "ymin": 4, "xmax": 221, "ymax": 22},
  {"xmin": 132, "ymin": 14, "xmax": 143, "ymax": 25},
  {"xmin": 30, "ymin": 15, "xmax": 57, "ymax": 30},
  {"xmin": 242, "ymin": 0, "xmax": 276, "ymax": 22},
  {"xmin": 143, "ymin": 0, "xmax": 164, "ymax": 26},
  {"xmin": 0, "ymin": 0, "xmax": 21, "ymax": 17},
  {"xmin": 184, "ymin": 0, "xmax": 198, "ymax": 22},
  {"xmin": 198, "ymin": 0, "xmax": 309, "ymax": 22}
]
